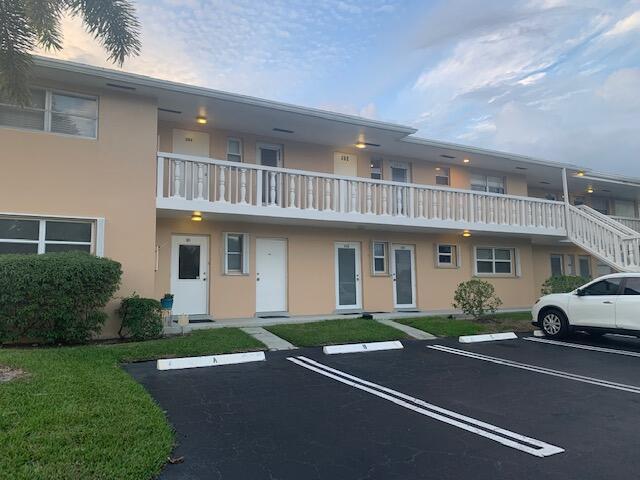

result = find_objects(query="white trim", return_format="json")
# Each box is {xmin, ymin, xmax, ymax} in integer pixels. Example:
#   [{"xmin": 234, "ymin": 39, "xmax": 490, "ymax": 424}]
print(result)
[
  {"xmin": 223, "ymin": 232, "xmax": 250, "ymax": 275},
  {"xmin": 334, "ymin": 241, "xmax": 362, "ymax": 310},
  {"xmin": 473, "ymin": 246, "xmax": 517, "ymax": 277},
  {"xmin": 256, "ymin": 142, "xmax": 283, "ymax": 167},
  {"xmin": 391, "ymin": 244, "xmax": 417, "ymax": 308},
  {"xmin": 255, "ymin": 237, "xmax": 288, "ymax": 314},
  {"xmin": 436, "ymin": 243, "xmax": 460, "ymax": 269},
  {"xmin": 226, "ymin": 137, "xmax": 243, "ymax": 163},
  {"xmin": 170, "ymin": 234, "xmax": 210, "ymax": 315},
  {"xmin": 371, "ymin": 240, "xmax": 388, "ymax": 275},
  {"xmin": 0, "ymin": 214, "xmax": 100, "ymax": 255}
]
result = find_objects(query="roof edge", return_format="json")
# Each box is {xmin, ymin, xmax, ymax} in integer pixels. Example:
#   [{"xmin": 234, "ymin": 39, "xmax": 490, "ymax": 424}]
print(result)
[{"xmin": 33, "ymin": 56, "xmax": 418, "ymax": 135}]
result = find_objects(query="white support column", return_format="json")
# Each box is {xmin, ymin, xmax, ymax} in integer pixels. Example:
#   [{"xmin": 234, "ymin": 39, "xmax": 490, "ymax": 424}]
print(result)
[
  {"xmin": 562, "ymin": 167, "xmax": 570, "ymax": 235},
  {"xmin": 156, "ymin": 156, "xmax": 165, "ymax": 198}
]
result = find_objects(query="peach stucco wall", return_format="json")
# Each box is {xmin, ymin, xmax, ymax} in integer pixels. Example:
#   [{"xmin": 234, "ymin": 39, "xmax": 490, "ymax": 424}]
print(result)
[
  {"xmin": 156, "ymin": 217, "xmax": 545, "ymax": 319},
  {"xmin": 0, "ymin": 82, "xmax": 159, "ymax": 337},
  {"xmin": 158, "ymin": 122, "xmax": 529, "ymax": 196}
]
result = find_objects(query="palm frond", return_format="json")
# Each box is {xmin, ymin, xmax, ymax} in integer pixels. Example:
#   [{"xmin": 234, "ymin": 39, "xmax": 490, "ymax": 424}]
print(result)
[
  {"xmin": 0, "ymin": 0, "xmax": 37, "ymax": 105},
  {"xmin": 24, "ymin": 0, "xmax": 64, "ymax": 51},
  {"xmin": 66, "ymin": 0, "xmax": 141, "ymax": 66}
]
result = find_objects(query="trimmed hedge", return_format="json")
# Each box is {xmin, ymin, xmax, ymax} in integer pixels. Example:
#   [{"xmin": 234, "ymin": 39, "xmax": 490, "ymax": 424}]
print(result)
[
  {"xmin": 541, "ymin": 275, "xmax": 590, "ymax": 295},
  {"xmin": 118, "ymin": 295, "xmax": 163, "ymax": 340},
  {"xmin": 0, "ymin": 252, "xmax": 122, "ymax": 344}
]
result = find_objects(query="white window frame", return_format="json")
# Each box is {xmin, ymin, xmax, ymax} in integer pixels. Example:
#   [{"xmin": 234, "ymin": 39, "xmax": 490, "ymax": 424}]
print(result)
[
  {"xmin": 371, "ymin": 241, "xmax": 388, "ymax": 275},
  {"xmin": 0, "ymin": 87, "xmax": 98, "ymax": 139},
  {"xmin": 473, "ymin": 246, "xmax": 518, "ymax": 277},
  {"xmin": 223, "ymin": 232, "xmax": 249, "ymax": 275},
  {"xmin": 0, "ymin": 213, "xmax": 104, "ymax": 256},
  {"xmin": 226, "ymin": 137, "xmax": 243, "ymax": 162},
  {"xmin": 436, "ymin": 243, "xmax": 459, "ymax": 268},
  {"xmin": 566, "ymin": 254, "xmax": 576, "ymax": 276},
  {"xmin": 550, "ymin": 254, "xmax": 564, "ymax": 276},
  {"xmin": 470, "ymin": 173, "xmax": 506, "ymax": 194},
  {"xmin": 579, "ymin": 255, "xmax": 591, "ymax": 278},
  {"xmin": 370, "ymin": 158, "xmax": 383, "ymax": 180},
  {"xmin": 389, "ymin": 160, "xmax": 411, "ymax": 183},
  {"xmin": 435, "ymin": 167, "xmax": 450, "ymax": 186}
]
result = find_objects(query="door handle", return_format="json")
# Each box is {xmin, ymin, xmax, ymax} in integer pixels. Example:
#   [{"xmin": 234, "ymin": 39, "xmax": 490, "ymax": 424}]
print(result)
[{"xmin": 603, "ymin": 301, "xmax": 613, "ymax": 304}]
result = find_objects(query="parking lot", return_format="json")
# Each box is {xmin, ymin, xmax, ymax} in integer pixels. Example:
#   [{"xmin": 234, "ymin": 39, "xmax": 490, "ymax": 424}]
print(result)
[{"xmin": 126, "ymin": 334, "xmax": 640, "ymax": 479}]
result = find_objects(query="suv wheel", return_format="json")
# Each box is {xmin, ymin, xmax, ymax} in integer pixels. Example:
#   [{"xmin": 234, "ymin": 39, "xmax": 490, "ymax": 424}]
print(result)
[{"xmin": 540, "ymin": 309, "xmax": 569, "ymax": 338}]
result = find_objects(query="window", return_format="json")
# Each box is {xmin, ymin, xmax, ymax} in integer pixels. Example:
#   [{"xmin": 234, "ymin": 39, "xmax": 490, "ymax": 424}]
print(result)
[
  {"xmin": 579, "ymin": 255, "xmax": 591, "ymax": 278},
  {"xmin": 371, "ymin": 241, "xmax": 388, "ymax": 275},
  {"xmin": 475, "ymin": 247, "xmax": 515, "ymax": 275},
  {"xmin": 581, "ymin": 278, "xmax": 622, "ymax": 296},
  {"xmin": 550, "ymin": 254, "xmax": 564, "ymax": 276},
  {"xmin": 623, "ymin": 277, "xmax": 640, "ymax": 295},
  {"xmin": 591, "ymin": 197, "xmax": 609, "ymax": 215},
  {"xmin": 435, "ymin": 167, "xmax": 450, "ymax": 186},
  {"xmin": 0, "ymin": 88, "xmax": 97, "ymax": 138},
  {"xmin": 573, "ymin": 196, "xmax": 585, "ymax": 206},
  {"xmin": 615, "ymin": 200, "xmax": 636, "ymax": 218},
  {"xmin": 390, "ymin": 163, "xmax": 409, "ymax": 183},
  {"xmin": 0, "ymin": 217, "xmax": 96, "ymax": 255},
  {"xmin": 437, "ymin": 244, "xmax": 458, "ymax": 268},
  {"xmin": 470, "ymin": 174, "xmax": 505, "ymax": 194},
  {"xmin": 566, "ymin": 255, "xmax": 576, "ymax": 275},
  {"xmin": 224, "ymin": 233, "xmax": 249, "ymax": 274},
  {"xmin": 370, "ymin": 158, "xmax": 382, "ymax": 180},
  {"xmin": 227, "ymin": 138, "xmax": 242, "ymax": 162},
  {"xmin": 596, "ymin": 261, "xmax": 614, "ymax": 277}
]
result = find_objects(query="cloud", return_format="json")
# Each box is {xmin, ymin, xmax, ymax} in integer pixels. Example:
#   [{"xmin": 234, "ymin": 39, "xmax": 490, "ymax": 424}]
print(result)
[{"xmin": 604, "ymin": 10, "xmax": 640, "ymax": 36}]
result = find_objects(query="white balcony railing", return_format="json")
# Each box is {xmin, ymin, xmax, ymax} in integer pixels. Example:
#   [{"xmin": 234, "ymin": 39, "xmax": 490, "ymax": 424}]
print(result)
[{"xmin": 156, "ymin": 152, "xmax": 567, "ymax": 235}]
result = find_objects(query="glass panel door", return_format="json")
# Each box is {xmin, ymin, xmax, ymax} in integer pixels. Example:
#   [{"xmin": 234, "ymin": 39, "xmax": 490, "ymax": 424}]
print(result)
[
  {"xmin": 335, "ymin": 243, "xmax": 361, "ymax": 309},
  {"xmin": 392, "ymin": 245, "xmax": 416, "ymax": 308},
  {"xmin": 258, "ymin": 143, "xmax": 282, "ymax": 204}
]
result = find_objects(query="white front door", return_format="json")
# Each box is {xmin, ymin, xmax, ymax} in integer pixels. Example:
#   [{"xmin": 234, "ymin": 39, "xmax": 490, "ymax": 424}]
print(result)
[
  {"xmin": 391, "ymin": 244, "xmax": 416, "ymax": 308},
  {"xmin": 335, "ymin": 242, "xmax": 362, "ymax": 309},
  {"xmin": 333, "ymin": 152, "xmax": 358, "ymax": 177},
  {"xmin": 170, "ymin": 235, "xmax": 209, "ymax": 315},
  {"xmin": 256, "ymin": 238, "xmax": 287, "ymax": 313}
]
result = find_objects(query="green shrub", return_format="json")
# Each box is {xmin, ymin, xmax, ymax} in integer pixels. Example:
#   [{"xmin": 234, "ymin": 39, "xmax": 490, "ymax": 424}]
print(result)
[
  {"xmin": 453, "ymin": 279, "xmax": 502, "ymax": 319},
  {"xmin": 118, "ymin": 294, "xmax": 163, "ymax": 340},
  {"xmin": 541, "ymin": 275, "xmax": 589, "ymax": 295},
  {"xmin": 0, "ymin": 252, "xmax": 122, "ymax": 344}
]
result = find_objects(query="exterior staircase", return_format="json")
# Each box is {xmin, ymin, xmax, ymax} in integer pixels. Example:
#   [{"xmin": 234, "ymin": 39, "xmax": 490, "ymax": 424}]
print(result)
[{"xmin": 566, "ymin": 205, "xmax": 640, "ymax": 272}]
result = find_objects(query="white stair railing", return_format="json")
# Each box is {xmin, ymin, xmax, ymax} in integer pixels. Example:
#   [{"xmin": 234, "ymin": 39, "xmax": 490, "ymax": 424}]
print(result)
[
  {"xmin": 567, "ymin": 205, "xmax": 640, "ymax": 272},
  {"xmin": 610, "ymin": 215, "xmax": 640, "ymax": 233}
]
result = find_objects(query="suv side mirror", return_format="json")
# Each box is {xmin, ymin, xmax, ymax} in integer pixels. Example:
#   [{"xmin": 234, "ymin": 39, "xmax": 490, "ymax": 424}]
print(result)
[{"xmin": 576, "ymin": 288, "xmax": 585, "ymax": 297}]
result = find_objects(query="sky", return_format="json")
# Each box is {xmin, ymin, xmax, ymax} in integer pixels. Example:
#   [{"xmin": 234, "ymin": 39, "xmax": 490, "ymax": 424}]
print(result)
[{"xmin": 41, "ymin": 0, "xmax": 640, "ymax": 175}]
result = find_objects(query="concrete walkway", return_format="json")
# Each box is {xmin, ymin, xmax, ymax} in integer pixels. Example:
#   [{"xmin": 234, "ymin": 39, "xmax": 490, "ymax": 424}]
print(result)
[
  {"xmin": 375, "ymin": 318, "xmax": 436, "ymax": 340},
  {"xmin": 240, "ymin": 326, "xmax": 297, "ymax": 351}
]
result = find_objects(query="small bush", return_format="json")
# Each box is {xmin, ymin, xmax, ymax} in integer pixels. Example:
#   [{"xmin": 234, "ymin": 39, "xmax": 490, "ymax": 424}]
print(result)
[
  {"xmin": 453, "ymin": 279, "xmax": 502, "ymax": 320},
  {"xmin": 541, "ymin": 275, "xmax": 589, "ymax": 295},
  {"xmin": 118, "ymin": 295, "xmax": 163, "ymax": 340},
  {"xmin": 0, "ymin": 252, "xmax": 122, "ymax": 344}
]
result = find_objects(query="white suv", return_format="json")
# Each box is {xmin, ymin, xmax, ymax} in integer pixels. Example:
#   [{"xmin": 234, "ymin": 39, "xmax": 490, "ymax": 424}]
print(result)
[{"xmin": 532, "ymin": 273, "xmax": 640, "ymax": 338}]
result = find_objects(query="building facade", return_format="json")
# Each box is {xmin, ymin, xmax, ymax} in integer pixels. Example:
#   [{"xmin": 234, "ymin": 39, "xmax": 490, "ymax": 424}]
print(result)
[{"xmin": 2, "ymin": 57, "xmax": 640, "ymax": 337}]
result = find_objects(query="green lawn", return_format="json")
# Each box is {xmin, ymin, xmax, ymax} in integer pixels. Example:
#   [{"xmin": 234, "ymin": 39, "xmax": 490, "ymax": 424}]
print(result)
[
  {"xmin": 0, "ymin": 328, "xmax": 265, "ymax": 480},
  {"xmin": 398, "ymin": 311, "xmax": 533, "ymax": 337},
  {"xmin": 265, "ymin": 318, "xmax": 408, "ymax": 347}
]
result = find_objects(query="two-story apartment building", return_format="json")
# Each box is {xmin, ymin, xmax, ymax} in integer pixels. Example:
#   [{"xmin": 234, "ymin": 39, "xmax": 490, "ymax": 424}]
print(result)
[{"xmin": 2, "ymin": 57, "xmax": 640, "ymax": 337}]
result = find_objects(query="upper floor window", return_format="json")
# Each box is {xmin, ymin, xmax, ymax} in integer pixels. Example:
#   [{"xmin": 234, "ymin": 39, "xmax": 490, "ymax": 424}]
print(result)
[
  {"xmin": 435, "ymin": 167, "xmax": 450, "ymax": 186},
  {"xmin": 370, "ymin": 158, "xmax": 382, "ymax": 180},
  {"xmin": 471, "ymin": 174, "xmax": 505, "ymax": 194},
  {"xmin": 0, "ymin": 88, "xmax": 97, "ymax": 138},
  {"xmin": 0, "ymin": 216, "xmax": 95, "ymax": 255},
  {"xmin": 227, "ymin": 137, "xmax": 242, "ymax": 162}
]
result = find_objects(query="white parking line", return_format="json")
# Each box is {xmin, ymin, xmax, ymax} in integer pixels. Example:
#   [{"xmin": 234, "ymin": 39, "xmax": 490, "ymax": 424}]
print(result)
[
  {"xmin": 288, "ymin": 355, "xmax": 564, "ymax": 458},
  {"xmin": 523, "ymin": 337, "xmax": 640, "ymax": 358},
  {"xmin": 428, "ymin": 344, "xmax": 640, "ymax": 394}
]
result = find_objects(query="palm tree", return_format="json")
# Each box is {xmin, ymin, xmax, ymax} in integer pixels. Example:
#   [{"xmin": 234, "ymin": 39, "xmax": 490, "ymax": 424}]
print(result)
[{"xmin": 0, "ymin": 0, "xmax": 140, "ymax": 105}]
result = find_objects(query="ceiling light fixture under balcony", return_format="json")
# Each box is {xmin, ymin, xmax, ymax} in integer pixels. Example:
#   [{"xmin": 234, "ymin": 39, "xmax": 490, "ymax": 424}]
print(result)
[
  {"xmin": 355, "ymin": 142, "xmax": 366, "ymax": 149},
  {"xmin": 191, "ymin": 211, "xmax": 203, "ymax": 222},
  {"xmin": 463, "ymin": 158, "xmax": 470, "ymax": 164},
  {"xmin": 576, "ymin": 171, "xmax": 585, "ymax": 177},
  {"xmin": 462, "ymin": 230, "xmax": 471, "ymax": 237},
  {"xmin": 196, "ymin": 116, "xmax": 208, "ymax": 125},
  {"xmin": 586, "ymin": 186, "xmax": 594, "ymax": 194}
]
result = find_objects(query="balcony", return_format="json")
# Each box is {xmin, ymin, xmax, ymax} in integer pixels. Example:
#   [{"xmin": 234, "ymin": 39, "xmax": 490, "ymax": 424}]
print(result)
[{"xmin": 156, "ymin": 152, "xmax": 567, "ymax": 237}]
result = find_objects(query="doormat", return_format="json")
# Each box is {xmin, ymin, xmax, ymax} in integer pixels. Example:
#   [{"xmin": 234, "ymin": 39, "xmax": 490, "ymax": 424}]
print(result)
[
  {"xmin": 257, "ymin": 315, "xmax": 288, "ymax": 319},
  {"xmin": 188, "ymin": 319, "xmax": 215, "ymax": 324}
]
